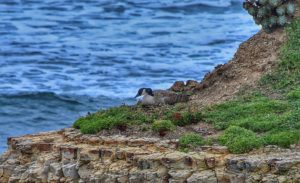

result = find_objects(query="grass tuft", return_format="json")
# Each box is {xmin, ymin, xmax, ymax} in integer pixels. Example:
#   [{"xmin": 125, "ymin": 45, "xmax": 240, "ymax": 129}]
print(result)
[
  {"xmin": 179, "ymin": 133, "xmax": 205, "ymax": 148},
  {"xmin": 73, "ymin": 105, "xmax": 152, "ymax": 134},
  {"xmin": 263, "ymin": 130, "xmax": 300, "ymax": 148},
  {"xmin": 260, "ymin": 20, "xmax": 300, "ymax": 92},
  {"xmin": 201, "ymin": 95, "xmax": 290, "ymax": 131},
  {"xmin": 151, "ymin": 120, "xmax": 176, "ymax": 136},
  {"xmin": 219, "ymin": 126, "xmax": 262, "ymax": 153}
]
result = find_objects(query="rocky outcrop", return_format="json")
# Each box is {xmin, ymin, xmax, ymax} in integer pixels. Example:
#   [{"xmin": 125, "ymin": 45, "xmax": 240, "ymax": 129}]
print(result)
[{"xmin": 1, "ymin": 128, "xmax": 300, "ymax": 183}]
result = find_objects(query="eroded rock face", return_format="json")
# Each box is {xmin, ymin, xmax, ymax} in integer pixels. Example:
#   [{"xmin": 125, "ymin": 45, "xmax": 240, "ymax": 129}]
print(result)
[{"xmin": 0, "ymin": 128, "xmax": 300, "ymax": 183}]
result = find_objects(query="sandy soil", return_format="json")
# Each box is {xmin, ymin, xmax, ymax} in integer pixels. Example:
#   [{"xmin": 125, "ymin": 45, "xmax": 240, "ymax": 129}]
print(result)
[{"xmin": 188, "ymin": 29, "xmax": 286, "ymax": 107}]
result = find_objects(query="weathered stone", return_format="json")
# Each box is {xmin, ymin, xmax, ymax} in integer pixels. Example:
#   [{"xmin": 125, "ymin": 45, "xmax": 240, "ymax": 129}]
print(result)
[
  {"xmin": 99, "ymin": 148, "xmax": 113, "ymax": 161},
  {"xmin": 168, "ymin": 170, "xmax": 191, "ymax": 181},
  {"xmin": 48, "ymin": 162, "xmax": 63, "ymax": 181},
  {"xmin": 205, "ymin": 157, "xmax": 216, "ymax": 169},
  {"xmin": 0, "ymin": 167, "xmax": 3, "ymax": 177},
  {"xmin": 9, "ymin": 165, "xmax": 27, "ymax": 183},
  {"xmin": 186, "ymin": 80, "xmax": 198, "ymax": 88},
  {"xmin": 261, "ymin": 174, "xmax": 279, "ymax": 183},
  {"xmin": 187, "ymin": 170, "xmax": 217, "ymax": 183},
  {"xmin": 137, "ymin": 159, "xmax": 151, "ymax": 170},
  {"xmin": 62, "ymin": 163, "xmax": 79, "ymax": 181},
  {"xmin": 1, "ymin": 165, "xmax": 15, "ymax": 179},
  {"xmin": 78, "ymin": 149, "xmax": 99, "ymax": 164},
  {"xmin": 129, "ymin": 168, "xmax": 145, "ymax": 183},
  {"xmin": 129, "ymin": 174, "xmax": 144, "ymax": 183},
  {"xmin": 32, "ymin": 143, "xmax": 53, "ymax": 152},
  {"xmin": 170, "ymin": 81, "xmax": 185, "ymax": 92},
  {"xmin": 2, "ymin": 129, "xmax": 300, "ymax": 183},
  {"xmin": 230, "ymin": 174, "xmax": 246, "ymax": 183},
  {"xmin": 78, "ymin": 165, "xmax": 92, "ymax": 180},
  {"xmin": 115, "ymin": 150, "xmax": 125, "ymax": 160},
  {"xmin": 117, "ymin": 175, "xmax": 128, "ymax": 183},
  {"xmin": 269, "ymin": 159, "xmax": 296, "ymax": 174},
  {"xmin": 60, "ymin": 146, "xmax": 78, "ymax": 160}
]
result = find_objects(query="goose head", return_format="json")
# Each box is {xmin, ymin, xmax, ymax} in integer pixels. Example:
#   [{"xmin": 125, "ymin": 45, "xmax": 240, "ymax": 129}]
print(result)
[{"xmin": 134, "ymin": 88, "xmax": 154, "ymax": 98}]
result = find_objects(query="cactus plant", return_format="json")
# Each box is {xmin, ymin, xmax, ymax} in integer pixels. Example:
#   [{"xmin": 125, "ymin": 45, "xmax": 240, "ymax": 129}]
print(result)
[
  {"xmin": 243, "ymin": 0, "xmax": 296, "ymax": 33},
  {"xmin": 258, "ymin": 0, "xmax": 268, "ymax": 5},
  {"xmin": 278, "ymin": 15, "xmax": 287, "ymax": 26},
  {"xmin": 248, "ymin": 7, "xmax": 257, "ymax": 16},
  {"xmin": 269, "ymin": 0, "xmax": 282, "ymax": 8},
  {"xmin": 257, "ymin": 7, "xmax": 268, "ymax": 18},
  {"xmin": 269, "ymin": 16, "xmax": 278, "ymax": 27},
  {"xmin": 276, "ymin": 5, "xmax": 286, "ymax": 15},
  {"xmin": 254, "ymin": 17, "xmax": 262, "ymax": 25},
  {"xmin": 286, "ymin": 3, "xmax": 296, "ymax": 15},
  {"xmin": 261, "ymin": 18, "xmax": 270, "ymax": 27}
]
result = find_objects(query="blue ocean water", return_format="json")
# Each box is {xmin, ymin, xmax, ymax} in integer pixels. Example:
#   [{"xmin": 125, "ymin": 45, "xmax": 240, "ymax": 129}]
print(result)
[{"xmin": 0, "ymin": 0, "xmax": 259, "ymax": 153}]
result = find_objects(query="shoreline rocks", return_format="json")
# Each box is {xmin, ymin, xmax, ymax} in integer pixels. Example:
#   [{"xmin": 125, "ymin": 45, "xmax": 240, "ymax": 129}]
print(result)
[{"xmin": 0, "ymin": 128, "xmax": 300, "ymax": 182}]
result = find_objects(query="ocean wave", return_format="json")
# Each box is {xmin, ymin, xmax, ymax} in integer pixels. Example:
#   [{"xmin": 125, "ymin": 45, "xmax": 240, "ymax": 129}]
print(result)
[
  {"xmin": 0, "ymin": 92, "xmax": 82, "ymax": 105},
  {"xmin": 125, "ymin": 0, "xmax": 240, "ymax": 8}
]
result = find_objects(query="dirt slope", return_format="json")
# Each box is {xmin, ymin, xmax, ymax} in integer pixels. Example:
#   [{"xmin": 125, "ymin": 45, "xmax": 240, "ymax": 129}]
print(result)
[{"xmin": 186, "ymin": 29, "xmax": 286, "ymax": 107}]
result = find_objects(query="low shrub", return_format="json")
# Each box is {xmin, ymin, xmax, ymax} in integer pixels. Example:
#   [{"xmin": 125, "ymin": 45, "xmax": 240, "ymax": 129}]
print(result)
[
  {"xmin": 73, "ymin": 105, "xmax": 152, "ymax": 134},
  {"xmin": 219, "ymin": 126, "xmax": 262, "ymax": 153},
  {"xmin": 202, "ymin": 96, "xmax": 290, "ymax": 131},
  {"xmin": 263, "ymin": 130, "xmax": 300, "ymax": 148},
  {"xmin": 151, "ymin": 120, "xmax": 176, "ymax": 133},
  {"xmin": 179, "ymin": 133, "xmax": 205, "ymax": 148},
  {"xmin": 170, "ymin": 111, "xmax": 202, "ymax": 126},
  {"xmin": 287, "ymin": 87, "xmax": 300, "ymax": 100}
]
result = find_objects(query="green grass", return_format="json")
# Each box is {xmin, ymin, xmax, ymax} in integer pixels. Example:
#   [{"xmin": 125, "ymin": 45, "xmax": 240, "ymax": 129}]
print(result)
[
  {"xmin": 219, "ymin": 126, "xmax": 262, "ymax": 153},
  {"xmin": 179, "ymin": 133, "xmax": 205, "ymax": 148},
  {"xmin": 260, "ymin": 20, "xmax": 300, "ymax": 92},
  {"xmin": 73, "ymin": 105, "xmax": 153, "ymax": 134},
  {"xmin": 202, "ymin": 95, "xmax": 290, "ymax": 131},
  {"xmin": 263, "ymin": 130, "xmax": 300, "ymax": 148},
  {"xmin": 200, "ymin": 20, "xmax": 300, "ymax": 153},
  {"xmin": 169, "ymin": 111, "xmax": 202, "ymax": 126},
  {"xmin": 178, "ymin": 133, "xmax": 216, "ymax": 152},
  {"xmin": 151, "ymin": 120, "xmax": 176, "ymax": 133},
  {"xmin": 73, "ymin": 102, "xmax": 203, "ymax": 134}
]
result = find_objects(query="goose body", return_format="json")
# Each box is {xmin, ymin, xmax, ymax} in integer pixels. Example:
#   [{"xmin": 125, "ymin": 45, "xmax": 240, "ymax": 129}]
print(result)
[{"xmin": 135, "ymin": 88, "xmax": 189, "ymax": 105}]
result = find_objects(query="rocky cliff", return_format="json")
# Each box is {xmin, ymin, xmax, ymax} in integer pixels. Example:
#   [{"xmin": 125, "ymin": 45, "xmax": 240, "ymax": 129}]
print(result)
[
  {"xmin": 2, "ymin": 1, "xmax": 300, "ymax": 183},
  {"xmin": 0, "ymin": 128, "xmax": 300, "ymax": 183}
]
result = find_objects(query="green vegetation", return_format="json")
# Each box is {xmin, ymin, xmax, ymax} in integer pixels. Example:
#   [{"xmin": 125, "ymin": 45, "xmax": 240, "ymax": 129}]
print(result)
[
  {"xmin": 170, "ymin": 111, "xmax": 202, "ymax": 126},
  {"xmin": 219, "ymin": 126, "xmax": 262, "ymax": 153},
  {"xmin": 261, "ymin": 20, "xmax": 300, "ymax": 91},
  {"xmin": 263, "ymin": 130, "xmax": 300, "ymax": 148},
  {"xmin": 201, "ymin": 20, "xmax": 300, "ymax": 153},
  {"xmin": 74, "ymin": 103, "xmax": 202, "ymax": 134},
  {"xmin": 202, "ymin": 94, "xmax": 290, "ymax": 131},
  {"xmin": 73, "ymin": 21, "xmax": 300, "ymax": 154},
  {"xmin": 151, "ymin": 120, "xmax": 176, "ymax": 133},
  {"xmin": 73, "ymin": 105, "xmax": 153, "ymax": 134},
  {"xmin": 179, "ymin": 133, "xmax": 205, "ymax": 148},
  {"xmin": 243, "ymin": 0, "xmax": 296, "ymax": 33}
]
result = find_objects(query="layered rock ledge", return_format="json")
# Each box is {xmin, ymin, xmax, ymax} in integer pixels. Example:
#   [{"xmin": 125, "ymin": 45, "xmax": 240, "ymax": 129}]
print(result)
[{"xmin": 0, "ymin": 128, "xmax": 300, "ymax": 183}]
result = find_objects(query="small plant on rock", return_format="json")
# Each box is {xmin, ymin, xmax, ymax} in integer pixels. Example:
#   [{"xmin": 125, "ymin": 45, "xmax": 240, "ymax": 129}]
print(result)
[
  {"xmin": 219, "ymin": 126, "xmax": 262, "ymax": 153},
  {"xmin": 170, "ymin": 111, "xmax": 202, "ymax": 126},
  {"xmin": 152, "ymin": 120, "xmax": 176, "ymax": 136},
  {"xmin": 179, "ymin": 133, "xmax": 205, "ymax": 149}
]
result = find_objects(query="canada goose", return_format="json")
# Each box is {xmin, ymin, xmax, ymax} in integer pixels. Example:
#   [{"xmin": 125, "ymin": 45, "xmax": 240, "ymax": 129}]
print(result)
[{"xmin": 134, "ymin": 88, "xmax": 190, "ymax": 105}]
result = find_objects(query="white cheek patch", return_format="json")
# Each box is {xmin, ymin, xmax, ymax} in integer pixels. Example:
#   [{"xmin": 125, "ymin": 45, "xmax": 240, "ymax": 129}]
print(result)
[{"xmin": 136, "ymin": 96, "xmax": 143, "ymax": 101}]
